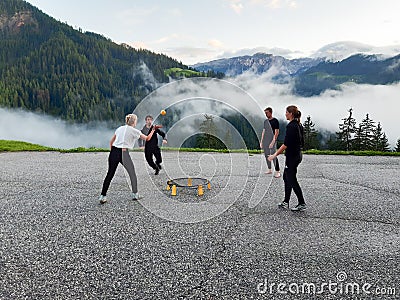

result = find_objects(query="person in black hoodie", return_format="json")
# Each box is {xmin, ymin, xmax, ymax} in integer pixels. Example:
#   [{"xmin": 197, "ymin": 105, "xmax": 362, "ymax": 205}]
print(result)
[
  {"xmin": 139, "ymin": 115, "xmax": 167, "ymax": 175},
  {"xmin": 268, "ymin": 105, "xmax": 306, "ymax": 211}
]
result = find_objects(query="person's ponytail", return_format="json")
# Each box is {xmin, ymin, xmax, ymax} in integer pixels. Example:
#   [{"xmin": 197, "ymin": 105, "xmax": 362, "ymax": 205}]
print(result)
[
  {"xmin": 125, "ymin": 114, "xmax": 137, "ymax": 126},
  {"xmin": 294, "ymin": 110, "xmax": 302, "ymax": 124}
]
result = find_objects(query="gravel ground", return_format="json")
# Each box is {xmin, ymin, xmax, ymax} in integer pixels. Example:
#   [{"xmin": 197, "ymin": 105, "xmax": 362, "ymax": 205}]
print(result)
[{"xmin": 0, "ymin": 151, "xmax": 399, "ymax": 299}]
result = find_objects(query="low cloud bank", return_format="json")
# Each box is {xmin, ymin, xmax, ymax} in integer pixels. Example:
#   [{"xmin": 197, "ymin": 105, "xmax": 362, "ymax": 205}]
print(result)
[{"xmin": 0, "ymin": 108, "xmax": 114, "ymax": 149}]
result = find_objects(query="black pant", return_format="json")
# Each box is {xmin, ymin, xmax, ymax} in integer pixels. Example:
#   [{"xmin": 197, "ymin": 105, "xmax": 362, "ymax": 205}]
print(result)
[
  {"xmin": 101, "ymin": 146, "xmax": 138, "ymax": 196},
  {"xmin": 145, "ymin": 146, "xmax": 162, "ymax": 170},
  {"xmin": 283, "ymin": 153, "xmax": 305, "ymax": 205}
]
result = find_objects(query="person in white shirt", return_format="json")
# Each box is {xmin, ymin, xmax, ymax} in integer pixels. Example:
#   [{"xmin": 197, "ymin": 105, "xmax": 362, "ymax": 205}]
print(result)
[{"xmin": 99, "ymin": 114, "xmax": 156, "ymax": 204}]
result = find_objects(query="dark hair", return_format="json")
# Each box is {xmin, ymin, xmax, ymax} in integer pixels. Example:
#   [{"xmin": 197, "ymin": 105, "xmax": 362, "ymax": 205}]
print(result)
[
  {"xmin": 145, "ymin": 115, "xmax": 153, "ymax": 120},
  {"xmin": 264, "ymin": 107, "xmax": 272, "ymax": 113},
  {"xmin": 286, "ymin": 105, "xmax": 301, "ymax": 123}
]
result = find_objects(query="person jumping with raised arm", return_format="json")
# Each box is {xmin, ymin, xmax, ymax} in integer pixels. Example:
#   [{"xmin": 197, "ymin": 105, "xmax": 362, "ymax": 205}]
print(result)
[{"xmin": 138, "ymin": 115, "xmax": 167, "ymax": 175}]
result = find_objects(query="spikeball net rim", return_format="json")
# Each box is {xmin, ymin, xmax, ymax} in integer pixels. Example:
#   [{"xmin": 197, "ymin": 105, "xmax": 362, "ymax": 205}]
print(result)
[{"xmin": 167, "ymin": 177, "xmax": 210, "ymax": 189}]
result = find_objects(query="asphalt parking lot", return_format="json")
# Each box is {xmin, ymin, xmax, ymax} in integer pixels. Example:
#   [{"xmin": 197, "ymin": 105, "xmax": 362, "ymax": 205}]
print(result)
[{"xmin": 0, "ymin": 151, "xmax": 399, "ymax": 299}]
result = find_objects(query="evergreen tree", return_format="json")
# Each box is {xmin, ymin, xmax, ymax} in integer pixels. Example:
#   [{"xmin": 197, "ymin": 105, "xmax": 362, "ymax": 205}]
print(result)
[
  {"xmin": 395, "ymin": 139, "xmax": 400, "ymax": 152},
  {"xmin": 373, "ymin": 122, "xmax": 390, "ymax": 151},
  {"xmin": 379, "ymin": 133, "xmax": 390, "ymax": 152},
  {"xmin": 196, "ymin": 114, "xmax": 225, "ymax": 149},
  {"xmin": 303, "ymin": 115, "xmax": 319, "ymax": 150},
  {"xmin": 352, "ymin": 124, "xmax": 363, "ymax": 151},
  {"xmin": 337, "ymin": 108, "xmax": 356, "ymax": 150},
  {"xmin": 357, "ymin": 114, "xmax": 376, "ymax": 150}
]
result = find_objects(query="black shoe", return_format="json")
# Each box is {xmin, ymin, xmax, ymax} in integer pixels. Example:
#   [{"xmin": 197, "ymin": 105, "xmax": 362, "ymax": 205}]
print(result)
[{"xmin": 154, "ymin": 167, "xmax": 160, "ymax": 175}]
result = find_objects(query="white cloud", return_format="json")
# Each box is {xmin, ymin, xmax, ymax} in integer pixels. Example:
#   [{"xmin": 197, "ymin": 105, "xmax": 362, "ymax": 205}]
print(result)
[
  {"xmin": 225, "ymin": 0, "xmax": 298, "ymax": 13},
  {"xmin": 155, "ymin": 33, "xmax": 180, "ymax": 44},
  {"xmin": 167, "ymin": 8, "xmax": 182, "ymax": 17},
  {"xmin": 312, "ymin": 41, "xmax": 400, "ymax": 61},
  {"xmin": 0, "ymin": 108, "xmax": 114, "ymax": 149},
  {"xmin": 2, "ymin": 78, "xmax": 399, "ymax": 149},
  {"xmin": 225, "ymin": 0, "xmax": 244, "ymax": 14},
  {"xmin": 208, "ymin": 39, "xmax": 224, "ymax": 48},
  {"xmin": 117, "ymin": 6, "xmax": 159, "ymax": 26},
  {"xmin": 250, "ymin": 0, "xmax": 298, "ymax": 9},
  {"xmin": 234, "ymin": 75, "xmax": 400, "ymax": 147},
  {"xmin": 163, "ymin": 46, "xmax": 224, "ymax": 64},
  {"xmin": 231, "ymin": 2, "xmax": 244, "ymax": 14},
  {"xmin": 129, "ymin": 41, "xmax": 148, "ymax": 49}
]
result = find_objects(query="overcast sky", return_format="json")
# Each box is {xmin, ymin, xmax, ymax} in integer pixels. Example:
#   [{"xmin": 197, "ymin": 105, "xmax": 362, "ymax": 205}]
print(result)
[{"xmin": 26, "ymin": 0, "xmax": 400, "ymax": 64}]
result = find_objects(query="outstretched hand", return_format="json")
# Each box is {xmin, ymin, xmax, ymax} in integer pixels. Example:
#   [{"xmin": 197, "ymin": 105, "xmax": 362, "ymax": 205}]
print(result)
[{"xmin": 154, "ymin": 124, "xmax": 163, "ymax": 130}]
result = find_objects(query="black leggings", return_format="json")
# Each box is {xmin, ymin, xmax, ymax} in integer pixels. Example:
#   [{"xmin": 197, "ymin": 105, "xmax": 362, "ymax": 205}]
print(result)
[
  {"xmin": 101, "ymin": 146, "xmax": 138, "ymax": 196},
  {"xmin": 145, "ymin": 146, "xmax": 162, "ymax": 170},
  {"xmin": 283, "ymin": 153, "xmax": 305, "ymax": 205}
]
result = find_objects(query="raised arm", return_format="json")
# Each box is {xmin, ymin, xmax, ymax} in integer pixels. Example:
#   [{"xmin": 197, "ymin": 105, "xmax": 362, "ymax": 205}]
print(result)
[{"xmin": 139, "ymin": 127, "xmax": 156, "ymax": 141}]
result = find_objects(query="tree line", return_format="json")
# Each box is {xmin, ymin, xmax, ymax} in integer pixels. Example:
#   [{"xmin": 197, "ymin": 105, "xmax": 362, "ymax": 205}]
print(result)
[
  {"xmin": 190, "ymin": 110, "xmax": 399, "ymax": 152},
  {"xmin": 1, "ymin": 0, "xmax": 213, "ymax": 123}
]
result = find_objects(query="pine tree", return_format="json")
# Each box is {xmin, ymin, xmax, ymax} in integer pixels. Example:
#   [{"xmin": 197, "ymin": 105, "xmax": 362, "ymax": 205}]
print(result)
[
  {"xmin": 353, "ymin": 124, "xmax": 363, "ymax": 151},
  {"xmin": 358, "ymin": 114, "xmax": 376, "ymax": 150},
  {"xmin": 373, "ymin": 122, "xmax": 390, "ymax": 151},
  {"xmin": 395, "ymin": 139, "xmax": 400, "ymax": 152},
  {"xmin": 303, "ymin": 115, "xmax": 319, "ymax": 150},
  {"xmin": 379, "ymin": 133, "xmax": 390, "ymax": 152},
  {"xmin": 337, "ymin": 108, "xmax": 356, "ymax": 150},
  {"xmin": 196, "ymin": 114, "xmax": 225, "ymax": 149}
]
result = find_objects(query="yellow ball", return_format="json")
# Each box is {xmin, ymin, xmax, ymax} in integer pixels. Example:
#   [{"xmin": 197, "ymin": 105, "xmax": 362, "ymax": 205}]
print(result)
[{"xmin": 160, "ymin": 109, "xmax": 166, "ymax": 116}]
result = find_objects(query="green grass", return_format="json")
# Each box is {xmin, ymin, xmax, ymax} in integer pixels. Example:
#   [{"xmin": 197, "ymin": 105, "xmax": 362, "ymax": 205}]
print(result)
[
  {"xmin": 160, "ymin": 147, "xmax": 262, "ymax": 154},
  {"xmin": 1, "ymin": 140, "xmax": 399, "ymax": 156},
  {"xmin": 59, "ymin": 146, "xmax": 109, "ymax": 153},
  {"xmin": 0, "ymin": 140, "xmax": 57, "ymax": 152},
  {"xmin": 164, "ymin": 68, "xmax": 203, "ymax": 78},
  {"xmin": 303, "ymin": 149, "xmax": 400, "ymax": 156}
]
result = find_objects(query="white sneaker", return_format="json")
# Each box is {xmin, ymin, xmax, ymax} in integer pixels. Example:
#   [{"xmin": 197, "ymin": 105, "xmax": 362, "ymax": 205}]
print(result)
[
  {"xmin": 99, "ymin": 195, "xmax": 107, "ymax": 204},
  {"xmin": 278, "ymin": 201, "xmax": 289, "ymax": 209},
  {"xmin": 291, "ymin": 204, "xmax": 306, "ymax": 211},
  {"xmin": 132, "ymin": 193, "xmax": 139, "ymax": 200},
  {"xmin": 265, "ymin": 169, "xmax": 273, "ymax": 174},
  {"xmin": 274, "ymin": 171, "xmax": 281, "ymax": 178}
]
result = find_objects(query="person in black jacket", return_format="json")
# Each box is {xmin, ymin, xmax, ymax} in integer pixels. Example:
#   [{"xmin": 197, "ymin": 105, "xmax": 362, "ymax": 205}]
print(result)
[
  {"xmin": 268, "ymin": 105, "xmax": 306, "ymax": 211},
  {"xmin": 138, "ymin": 115, "xmax": 167, "ymax": 175}
]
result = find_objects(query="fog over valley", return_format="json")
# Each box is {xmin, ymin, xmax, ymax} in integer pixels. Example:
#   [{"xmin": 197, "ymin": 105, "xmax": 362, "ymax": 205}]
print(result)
[{"xmin": 1, "ymin": 75, "xmax": 399, "ymax": 149}]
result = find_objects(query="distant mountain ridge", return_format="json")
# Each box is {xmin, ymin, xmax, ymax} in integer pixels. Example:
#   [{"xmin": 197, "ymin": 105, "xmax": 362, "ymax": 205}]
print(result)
[
  {"xmin": 294, "ymin": 53, "xmax": 400, "ymax": 96},
  {"xmin": 192, "ymin": 53, "xmax": 323, "ymax": 77},
  {"xmin": 192, "ymin": 52, "xmax": 400, "ymax": 96}
]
